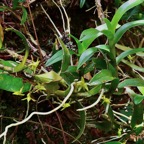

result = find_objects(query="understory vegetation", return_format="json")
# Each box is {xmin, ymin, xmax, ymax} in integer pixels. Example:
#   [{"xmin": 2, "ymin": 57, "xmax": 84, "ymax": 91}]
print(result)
[{"xmin": 0, "ymin": 0, "xmax": 144, "ymax": 143}]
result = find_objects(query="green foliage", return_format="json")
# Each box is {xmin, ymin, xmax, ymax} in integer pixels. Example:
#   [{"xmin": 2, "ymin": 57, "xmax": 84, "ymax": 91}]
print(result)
[
  {"xmin": 0, "ymin": 73, "xmax": 31, "ymax": 93},
  {"xmin": 80, "ymin": 0, "xmax": 86, "ymax": 8},
  {"xmin": 1, "ymin": 0, "xmax": 144, "ymax": 143}
]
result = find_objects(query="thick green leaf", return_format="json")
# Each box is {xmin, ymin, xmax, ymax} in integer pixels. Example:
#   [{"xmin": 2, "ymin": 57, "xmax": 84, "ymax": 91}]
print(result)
[
  {"xmin": 89, "ymin": 69, "xmax": 114, "ymax": 85},
  {"xmin": 0, "ymin": 73, "xmax": 31, "ymax": 93},
  {"xmin": 57, "ymin": 37, "xmax": 71, "ymax": 72},
  {"xmin": 34, "ymin": 71, "xmax": 62, "ymax": 83},
  {"xmin": 114, "ymin": 20, "xmax": 144, "ymax": 44},
  {"xmin": 118, "ymin": 78, "xmax": 144, "ymax": 88},
  {"xmin": 72, "ymin": 101, "xmax": 86, "ymax": 143},
  {"xmin": 111, "ymin": 0, "xmax": 144, "ymax": 31},
  {"xmin": 80, "ymin": 0, "xmax": 86, "ymax": 8},
  {"xmin": 6, "ymin": 28, "xmax": 29, "ymax": 72},
  {"xmin": 131, "ymin": 103, "xmax": 143, "ymax": 128},
  {"xmin": 45, "ymin": 50, "xmax": 63, "ymax": 67},
  {"xmin": 20, "ymin": 6, "xmax": 27, "ymax": 25},
  {"xmin": 77, "ymin": 48, "xmax": 97, "ymax": 69},
  {"xmin": 116, "ymin": 48, "xmax": 144, "ymax": 64}
]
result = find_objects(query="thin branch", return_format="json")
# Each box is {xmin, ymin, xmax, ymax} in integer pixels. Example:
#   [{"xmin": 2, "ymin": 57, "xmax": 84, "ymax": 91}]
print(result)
[
  {"xmin": 59, "ymin": 0, "xmax": 70, "ymax": 34},
  {"xmin": 52, "ymin": 0, "xmax": 66, "ymax": 32},
  {"xmin": 40, "ymin": 4, "xmax": 63, "ymax": 38}
]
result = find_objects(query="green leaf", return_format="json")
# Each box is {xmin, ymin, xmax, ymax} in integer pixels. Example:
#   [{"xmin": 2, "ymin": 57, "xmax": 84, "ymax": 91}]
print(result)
[
  {"xmin": 131, "ymin": 103, "xmax": 143, "ymax": 128},
  {"xmin": 108, "ymin": 106, "xmax": 115, "ymax": 123},
  {"xmin": 34, "ymin": 71, "xmax": 62, "ymax": 83},
  {"xmin": 20, "ymin": 6, "xmax": 27, "ymax": 25},
  {"xmin": 134, "ymin": 94, "xmax": 144, "ymax": 105},
  {"xmin": 105, "ymin": 142, "xmax": 122, "ymax": 144},
  {"xmin": 126, "ymin": 87, "xmax": 144, "ymax": 104},
  {"xmin": 0, "ymin": 60, "xmax": 17, "ymax": 67},
  {"xmin": 77, "ymin": 48, "xmax": 97, "ymax": 69},
  {"xmin": 0, "ymin": 6, "xmax": 8, "ymax": 11},
  {"xmin": 72, "ymin": 101, "xmax": 86, "ymax": 143},
  {"xmin": 114, "ymin": 20, "xmax": 144, "ymax": 44},
  {"xmin": 56, "ymin": 37, "xmax": 71, "ymax": 72},
  {"xmin": 80, "ymin": 28, "xmax": 102, "ymax": 50},
  {"xmin": 0, "ymin": 24, "xmax": 4, "ymax": 49},
  {"xmin": 118, "ymin": 78, "xmax": 144, "ymax": 88},
  {"xmin": 88, "ymin": 85, "xmax": 102, "ymax": 96},
  {"xmin": 95, "ymin": 45, "xmax": 110, "ymax": 52},
  {"xmin": 45, "ymin": 50, "xmax": 63, "ymax": 67},
  {"xmin": 89, "ymin": 69, "xmax": 114, "ymax": 85},
  {"xmin": 6, "ymin": 28, "xmax": 29, "ymax": 72},
  {"xmin": 122, "ymin": 59, "xmax": 144, "ymax": 73},
  {"xmin": 134, "ymin": 126, "xmax": 143, "ymax": 136},
  {"xmin": 60, "ymin": 72, "xmax": 79, "ymax": 85},
  {"xmin": 80, "ymin": 0, "xmax": 86, "ymax": 8},
  {"xmin": 101, "ymin": 30, "xmax": 114, "ymax": 40},
  {"xmin": 95, "ymin": 120, "xmax": 113, "ymax": 132},
  {"xmin": 70, "ymin": 34, "xmax": 84, "ymax": 55},
  {"xmin": 111, "ymin": 0, "xmax": 144, "ymax": 31},
  {"xmin": 12, "ymin": 0, "xmax": 19, "ymax": 9},
  {"xmin": 104, "ymin": 18, "xmax": 113, "ymax": 31},
  {"xmin": 137, "ymin": 86, "xmax": 144, "ymax": 95},
  {"xmin": 116, "ymin": 48, "xmax": 144, "ymax": 64},
  {"xmin": 0, "ymin": 73, "xmax": 31, "ymax": 93}
]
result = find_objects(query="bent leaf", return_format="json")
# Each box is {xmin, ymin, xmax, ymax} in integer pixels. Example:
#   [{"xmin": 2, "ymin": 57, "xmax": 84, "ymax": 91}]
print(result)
[
  {"xmin": 6, "ymin": 28, "xmax": 29, "ymax": 72},
  {"xmin": 116, "ymin": 48, "xmax": 144, "ymax": 64},
  {"xmin": 114, "ymin": 20, "xmax": 144, "ymax": 44},
  {"xmin": 111, "ymin": 0, "xmax": 144, "ymax": 31},
  {"xmin": 56, "ymin": 36, "xmax": 71, "ymax": 72}
]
